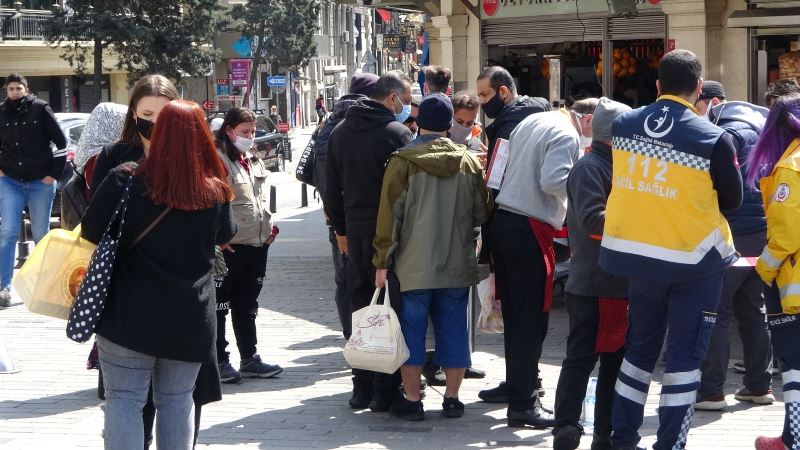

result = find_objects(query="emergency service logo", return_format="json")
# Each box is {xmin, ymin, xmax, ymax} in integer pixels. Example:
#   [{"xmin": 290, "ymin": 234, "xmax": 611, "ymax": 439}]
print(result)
[
  {"xmin": 644, "ymin": 106, "xmax": 674, "ymax": 139},
  {"xmin": 775, "ymin": 183, "xmax": 791, "ymax": 203}
]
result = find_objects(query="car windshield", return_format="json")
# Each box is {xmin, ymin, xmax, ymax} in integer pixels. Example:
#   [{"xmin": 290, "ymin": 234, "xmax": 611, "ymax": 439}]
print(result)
[{"xmin": 256, "ymin": 115, "xmax": 277, "ymax": 134}]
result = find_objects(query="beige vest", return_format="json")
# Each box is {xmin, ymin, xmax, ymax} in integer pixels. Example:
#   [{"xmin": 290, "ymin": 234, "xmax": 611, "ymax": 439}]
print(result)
[{"xmin": 218, "ymin": 149, "xmax": 272, "ymax": 246}]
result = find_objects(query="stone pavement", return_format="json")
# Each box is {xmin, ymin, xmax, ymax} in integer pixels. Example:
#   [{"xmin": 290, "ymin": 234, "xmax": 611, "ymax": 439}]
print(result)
[{"xmin": 0, "ymin": 135, "xmax": 787, "ymax": 448}]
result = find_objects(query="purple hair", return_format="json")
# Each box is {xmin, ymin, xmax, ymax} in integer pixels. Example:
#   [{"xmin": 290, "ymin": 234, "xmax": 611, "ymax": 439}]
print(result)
[{"xmin": 747, "ymin": 93, "xmax": 800, "ymax": 186}]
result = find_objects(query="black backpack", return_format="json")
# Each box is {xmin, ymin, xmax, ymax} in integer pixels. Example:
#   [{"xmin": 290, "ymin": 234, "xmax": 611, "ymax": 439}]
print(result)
[
  {"xmin": 295, "ymin": 136, "xmax": 316, "ymax": 186},
  {"xmin": 60, "ymin": 160, "xmax": 89, "ymax": 230}
]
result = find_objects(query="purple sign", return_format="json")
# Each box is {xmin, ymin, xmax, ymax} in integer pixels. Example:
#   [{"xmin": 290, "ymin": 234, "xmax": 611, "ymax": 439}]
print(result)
[{"xmin": 230, "ymin": 59, "xmax": 251, "ymax": 87}]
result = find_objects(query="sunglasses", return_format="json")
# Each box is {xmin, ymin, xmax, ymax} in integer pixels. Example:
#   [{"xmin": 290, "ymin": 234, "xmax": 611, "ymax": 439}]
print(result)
[{"xmin": 403, "ymin": 116, "xmax": 416, "ymax": 125}]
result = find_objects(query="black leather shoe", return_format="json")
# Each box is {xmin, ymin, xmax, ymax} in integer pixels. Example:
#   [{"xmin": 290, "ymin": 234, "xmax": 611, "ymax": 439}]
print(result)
[
  {"xmin": 478, "ymin": 381, "xmax": 545, "ymax": 403},
  {"xmin": 478, "ymin": 382, "xmax": 508, "ymax": 403},
  {"xmin": 465, "ymin": 367, "xmax": 486, "ymax": 379},
  {"xmin": 506, "ymin": 406, "xmax": 556, "ymax": 429},
  {"xmin": 349, "ymin": 386, "xmax": 372, "ymax": 409},
  {"xmin": 553, "ymin": 425, "xmax": 583, "ymax": 450},
  {"xmin": 589, "ymin": 435, "xmax": 612, "ymax": 450}
]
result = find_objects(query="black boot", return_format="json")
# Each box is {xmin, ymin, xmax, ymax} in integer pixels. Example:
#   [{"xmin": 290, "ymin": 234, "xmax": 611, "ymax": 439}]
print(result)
[{"xmin": 552, "ymin": 424, "xmax": 583, "ymax": 450}]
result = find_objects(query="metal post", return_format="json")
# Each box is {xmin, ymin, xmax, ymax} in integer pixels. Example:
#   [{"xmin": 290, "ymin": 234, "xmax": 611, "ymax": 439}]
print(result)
[
  {"xmin": 269, "ymin": 185, "xmax": 277, "ymax": 214},
  {"xmin": 301, "ymin": 183, "xmax": 308, "ymax": 208},
  {"xmin": 14, "ymin": 219, "xmax": 29, "ymax": 269}
]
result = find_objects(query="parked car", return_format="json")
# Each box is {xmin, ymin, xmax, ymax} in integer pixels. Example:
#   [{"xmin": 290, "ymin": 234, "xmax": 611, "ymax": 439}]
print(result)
[
  {"xmin": 52, "ymin": 113, "xmax": 90, "ymax": 220},
  {"xmin": 207, "ymin": 110, "xmax": 292, "ymax": 172}
]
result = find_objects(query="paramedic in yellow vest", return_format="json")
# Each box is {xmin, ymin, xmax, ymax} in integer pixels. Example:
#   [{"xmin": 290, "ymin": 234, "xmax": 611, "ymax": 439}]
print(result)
[
  {"xmin": 747, "ymin": 93, "xmax": 800, "ymax": 450},
  {"xmin": 598, "ymin": 50, "xmax": 743, "ymax": 450}
]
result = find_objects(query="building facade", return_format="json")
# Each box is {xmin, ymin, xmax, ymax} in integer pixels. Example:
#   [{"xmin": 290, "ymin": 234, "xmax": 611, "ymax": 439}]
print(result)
[{"xmin": 0, "ymin": 2, "xmax": 128, "ymax": 111}]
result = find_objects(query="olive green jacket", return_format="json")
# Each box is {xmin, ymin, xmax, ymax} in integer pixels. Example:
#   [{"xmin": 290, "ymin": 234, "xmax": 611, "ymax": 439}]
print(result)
[{"xmin": 372, "ymin": 136, "xmax": 493, "ymax": 292}]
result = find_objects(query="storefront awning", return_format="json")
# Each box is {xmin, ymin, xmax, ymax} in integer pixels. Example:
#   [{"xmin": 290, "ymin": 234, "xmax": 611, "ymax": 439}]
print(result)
[{"xmin": 728, "ymin": 7, "xmax": 800, "ymax": 28}]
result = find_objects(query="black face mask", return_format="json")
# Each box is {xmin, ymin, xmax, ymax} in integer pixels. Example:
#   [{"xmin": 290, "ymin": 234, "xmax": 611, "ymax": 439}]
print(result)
[
  {"xmin": 482, "ymin": 91, "xmax": 506, "ymax": 119},
  {"xmin": 136, "ymin": 117, "xmax": 154, "ymax": 140}
]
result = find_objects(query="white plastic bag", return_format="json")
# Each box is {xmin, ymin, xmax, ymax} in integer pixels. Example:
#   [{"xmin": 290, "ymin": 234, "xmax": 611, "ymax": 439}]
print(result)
[
  {"xmin": 477, "ymin": 274, "xmax": 504, "ymax": 333},
  {"xmin": 344, "ymin": 288, "xmax": 410, "ymax": 374}
]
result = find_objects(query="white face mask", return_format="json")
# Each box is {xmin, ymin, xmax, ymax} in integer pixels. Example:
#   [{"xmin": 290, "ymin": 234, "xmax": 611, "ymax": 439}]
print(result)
[
  {"xmin": 449, "ymin": 120, "xmax": 473, "ymax": 144},
  {"xmin": 573, "ymin": 111, "xmax": 592, "ymax": 149},
  {"xmin": 232, "ymin": 135, "xmax": 254, "ymax": 153}
]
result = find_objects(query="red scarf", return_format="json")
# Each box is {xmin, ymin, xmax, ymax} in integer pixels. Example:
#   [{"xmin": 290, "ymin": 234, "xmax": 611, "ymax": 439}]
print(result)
[{"xmin": 238, "ymin": 153, "xmax": 251, "ymax": 174}]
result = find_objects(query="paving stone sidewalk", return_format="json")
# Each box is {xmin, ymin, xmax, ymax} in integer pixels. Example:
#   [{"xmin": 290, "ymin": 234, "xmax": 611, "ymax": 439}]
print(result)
[{"xmin": 0, "ymin": 203, "xmax": 785, "ymax": 449}]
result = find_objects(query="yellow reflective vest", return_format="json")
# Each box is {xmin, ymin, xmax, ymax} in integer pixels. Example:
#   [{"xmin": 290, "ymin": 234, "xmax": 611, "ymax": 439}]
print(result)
[
  {"xmin": 599, "ymin": 95, "xmax": 736, "ymax": 281},
  {"xmin": 756, "ymin": 138, "xmax": 800, "ymax": 313}
]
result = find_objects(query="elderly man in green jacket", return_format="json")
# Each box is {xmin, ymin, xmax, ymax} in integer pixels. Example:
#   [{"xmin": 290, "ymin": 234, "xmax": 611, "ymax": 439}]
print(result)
[{"xmin": 373, "ymin": 93, "xmax": 494, "ymax": 421}]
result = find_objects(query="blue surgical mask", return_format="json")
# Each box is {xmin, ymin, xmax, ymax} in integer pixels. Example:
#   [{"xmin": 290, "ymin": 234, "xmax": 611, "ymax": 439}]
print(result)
[{"xmin": 393, "ymin": 94, "xmax": 412, "ymax": 123}]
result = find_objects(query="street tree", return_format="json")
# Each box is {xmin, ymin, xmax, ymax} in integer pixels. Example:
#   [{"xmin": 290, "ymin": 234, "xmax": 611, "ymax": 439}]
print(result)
[
  {"xmin": 229, "ymin": 0, "xmax": 320, "ymax": 108},
  {"xmin": 46, "ymin": 0, "xmax": 224, "ymax": 105}
]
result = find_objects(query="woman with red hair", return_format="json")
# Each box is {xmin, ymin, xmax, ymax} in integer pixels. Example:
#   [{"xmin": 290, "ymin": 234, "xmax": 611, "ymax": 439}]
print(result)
[{"xmin": 81, "ymin": 99, "xmax": 236, "ymax": 450}]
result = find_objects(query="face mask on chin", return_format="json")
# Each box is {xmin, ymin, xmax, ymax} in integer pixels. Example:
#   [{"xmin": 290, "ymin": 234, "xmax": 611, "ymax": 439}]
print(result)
[
  {"xmin": 449, "ymin": 120, "xmax": 473, "ymax": 144},
  {"xmin": 482, "ymin": 91, "xmax": 506, "ymax": 119}
]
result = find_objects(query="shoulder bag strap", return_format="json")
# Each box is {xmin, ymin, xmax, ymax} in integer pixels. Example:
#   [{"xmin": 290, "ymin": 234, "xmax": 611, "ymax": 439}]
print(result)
[{"xmin": 125, "ymin": 206, "xmax": 173, "ymax": 253}]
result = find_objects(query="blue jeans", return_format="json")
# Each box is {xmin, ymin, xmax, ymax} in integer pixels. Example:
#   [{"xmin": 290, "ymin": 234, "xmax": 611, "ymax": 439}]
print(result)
[
  {"xmin": 400, "ymin": 288, "xmax": 471, "ymax": 368},
  {"xmin": 0, "ymin": 175, "xmax": 56, "ymax": 289},
  {"xmin": 97, "ymin": 336, "xmax": 201, "ymax": 450}
]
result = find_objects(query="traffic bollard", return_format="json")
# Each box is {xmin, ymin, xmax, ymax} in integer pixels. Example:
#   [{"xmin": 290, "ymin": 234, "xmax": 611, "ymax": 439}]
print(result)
[
  {"xmin": 270, "ymin": 185, "xmax": 277, "ymax": 214},
  {"xmin": 15, "ymin": 219, "xmax": 29, "ymax": 269},
  {"xmin": 301, "ymin": 183, "xmax": 308, "ymax": 208}
]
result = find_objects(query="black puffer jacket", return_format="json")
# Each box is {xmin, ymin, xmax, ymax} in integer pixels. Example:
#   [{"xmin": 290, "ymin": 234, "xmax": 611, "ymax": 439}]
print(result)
[
  {"xmin": 0, "ymin": 94, "xmax": 67, "ymax": 181},
  {"xmin": 485, "ymin": 95, "xmax": 550, "ymax": 161},
  {"xmin": 312, "ymin": 93, "xmax": 367, "ymax": 200}
]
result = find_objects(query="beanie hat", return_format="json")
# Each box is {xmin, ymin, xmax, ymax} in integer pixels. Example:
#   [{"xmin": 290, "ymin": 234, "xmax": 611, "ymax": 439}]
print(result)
[
  {"xmin": 416, "ymin": 93, "xmax": 453, "ymax": 132},
  {"xmin": 592, "ymin": 97, "xmax": 632, "ymax": 143},
  {"xmin": 699, "ymin": 80, "xmax": 726, "ymax": 101},
  {"xmin": 349, "ymin": 73, "xmax": 380, "ymax": 96}
]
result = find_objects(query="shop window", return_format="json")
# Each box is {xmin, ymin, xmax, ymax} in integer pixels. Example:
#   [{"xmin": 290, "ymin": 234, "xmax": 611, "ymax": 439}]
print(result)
[{"xmin": 603, "ymin": 40, "xmax": 664, "ymax": 108}]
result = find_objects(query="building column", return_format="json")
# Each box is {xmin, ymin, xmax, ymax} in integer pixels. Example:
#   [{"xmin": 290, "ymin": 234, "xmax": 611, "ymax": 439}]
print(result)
[
  {"xmin": 109, "ymin": 73, "xmax": 129, "ymax": 105},
  {"xmin": 660, "ymin": 0, "xmax": 748, "ymax": 101}
]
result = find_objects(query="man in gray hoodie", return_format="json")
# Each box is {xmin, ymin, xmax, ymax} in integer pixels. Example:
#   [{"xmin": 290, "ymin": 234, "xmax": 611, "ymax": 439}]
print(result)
[
  {"xmin": 490, "ymin": 98, "xmax": 597, "ymax": 429},
  {"xmin": 552, "ymin": 98, "xmax": 631, "ymax": 450},
  {"xmin": 694, "ymin": 81, "xmax": 774, "ymax": 411}
]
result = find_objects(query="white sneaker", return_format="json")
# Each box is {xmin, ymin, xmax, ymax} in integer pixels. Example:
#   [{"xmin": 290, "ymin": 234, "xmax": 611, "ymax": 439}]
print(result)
[
  {"xmin": 734, "ymin": 387, "xmax": 775, "ymax": 405},
  {"xmin": 695, "ymin": 395, "xmax": 727, "ymax": 411}
]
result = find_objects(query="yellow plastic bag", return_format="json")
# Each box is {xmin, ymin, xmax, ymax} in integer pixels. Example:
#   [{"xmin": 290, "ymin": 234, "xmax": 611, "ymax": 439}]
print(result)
[{"xmin": 12, "ymin": 225, "xmax": 96, "ymax": 320}]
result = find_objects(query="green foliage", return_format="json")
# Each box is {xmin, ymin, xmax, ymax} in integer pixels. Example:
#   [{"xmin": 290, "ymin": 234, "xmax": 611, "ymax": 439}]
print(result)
[
  {"xmin": 45, "ymin": 0, "xmax": 225, "ymax": 85},
  {"xmin": 230, "ymin": 0, "xmax": 320, "ymax": 71}
]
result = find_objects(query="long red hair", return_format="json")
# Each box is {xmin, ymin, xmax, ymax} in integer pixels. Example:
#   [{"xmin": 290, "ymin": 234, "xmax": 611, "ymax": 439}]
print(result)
[{"xmin": 137, "ymin": 100, "xmax": 233, "ymax": 210}]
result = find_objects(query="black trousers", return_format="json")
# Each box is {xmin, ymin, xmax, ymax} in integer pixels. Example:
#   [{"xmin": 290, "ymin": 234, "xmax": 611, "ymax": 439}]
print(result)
[
  {"xmin": 491, "ymin": 209, "xmax": 550, "ymax": 411},
  {"xmin": 347, "ymin": 235, "xmax": 401, "ymax": 393},
  {"xmin": 554, "ymin": 294, "xmax": 625, "ymax": 440},
  {"xmin": 329, "ymin": 227, "xmax": 351, "ymax": 339},
  {"xmin": 216, "ymin": 244, "xmax": 269, "ymax": 363}
]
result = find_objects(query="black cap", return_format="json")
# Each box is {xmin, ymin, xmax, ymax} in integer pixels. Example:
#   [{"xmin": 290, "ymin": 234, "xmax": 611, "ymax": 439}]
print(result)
[
  {"xmin": 699, "ymin": 80, "xmax": 726, "ymax": 101},
  {"xmin": 416, "ymin": 93, "xmax": 453, "ymax": 132}
]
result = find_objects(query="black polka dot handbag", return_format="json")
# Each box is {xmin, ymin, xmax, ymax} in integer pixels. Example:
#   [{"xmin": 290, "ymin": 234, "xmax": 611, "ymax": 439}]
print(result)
[{"xmin": 66, "ymin": 173, "xmax": 134, "ymax": 343}]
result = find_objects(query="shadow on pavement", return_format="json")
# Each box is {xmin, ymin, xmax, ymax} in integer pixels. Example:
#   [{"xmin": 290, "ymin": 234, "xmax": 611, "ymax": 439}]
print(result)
[
  {"xmin": 199, "ymin": 390, "xmax": 553, "ymax": 449},
  {"xmin": 0, "ymin": 388, "xmax": 100, "ymax": 420}
]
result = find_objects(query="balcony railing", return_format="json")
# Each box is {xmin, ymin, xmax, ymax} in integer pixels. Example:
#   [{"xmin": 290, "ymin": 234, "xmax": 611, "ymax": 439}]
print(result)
[{"xmin": 0, "ymin": 9, "xmax": 52, "ymax": 41}]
